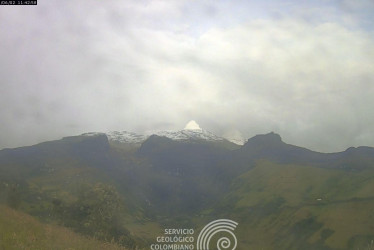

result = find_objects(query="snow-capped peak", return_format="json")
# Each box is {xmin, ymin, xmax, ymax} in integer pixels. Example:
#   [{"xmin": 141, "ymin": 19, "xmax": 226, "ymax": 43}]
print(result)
[
  {"xmin": 81, "ymin": 121, "xmax": 243, "ymax": 145},
  {"xmin": 107, "ymin": 131, "xmax": 147, "ymax": 144},
  {"xmin": 149, "ymin": 129, "xmax": 224, "ymax": 142},
  {"xmin": 184, "ymin": 120, "xmax": 202, "ymax": 130},
  {"xmin": 82, "ymin": 129, "xmax": 224, "ymax": 144}
]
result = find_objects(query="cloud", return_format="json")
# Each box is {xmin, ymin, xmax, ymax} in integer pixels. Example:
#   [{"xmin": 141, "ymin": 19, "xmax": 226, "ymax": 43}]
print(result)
[
  {"xmin": 188, "ymin": 20, "xmax": 374, "ymax": 151},
  {"xmin": 0, "ymin": 0, "xmax": 373, "ymax": 152}
]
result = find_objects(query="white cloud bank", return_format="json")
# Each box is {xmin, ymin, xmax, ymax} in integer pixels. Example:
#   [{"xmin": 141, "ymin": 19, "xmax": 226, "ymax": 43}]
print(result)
[{"xmin": 0, "ymin": 0, "xmax": 373, "ymax": 152}]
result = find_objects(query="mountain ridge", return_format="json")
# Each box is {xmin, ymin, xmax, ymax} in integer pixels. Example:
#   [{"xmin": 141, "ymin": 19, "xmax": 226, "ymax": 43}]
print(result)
[
  {"xmin": 3, "ymin": 131, "xmax": 374, "ymax": 156},
  {"xmin": 1, "ymin": 131, "xmax": 374, "ymax": 249},
  {"xmin": 82, "ymin": 128, "xmax": 242, "ymax": 145}
]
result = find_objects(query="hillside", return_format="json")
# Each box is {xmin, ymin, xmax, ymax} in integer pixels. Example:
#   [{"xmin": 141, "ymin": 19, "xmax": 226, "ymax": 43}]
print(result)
[
  {"xmin": 0, "ymin": 205, "xmax": 126, "ymax": 250},
  {"xmin": 212, "ymin": 160, "xmax": 374, "ymax": 249},
  {"xmin": 0, "ymin": 132, "xmax": 374, "ymax": 249}
]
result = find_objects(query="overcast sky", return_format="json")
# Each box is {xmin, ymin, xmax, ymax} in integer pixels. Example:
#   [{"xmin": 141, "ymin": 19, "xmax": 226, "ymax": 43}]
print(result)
[{"xmin": 0, "ymin": 0, "xmax": 374, "ymax": 152}]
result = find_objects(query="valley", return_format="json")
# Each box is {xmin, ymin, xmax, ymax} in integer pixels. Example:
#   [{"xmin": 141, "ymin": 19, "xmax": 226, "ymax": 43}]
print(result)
[{"xmin": 0, "ymin": 131, "xmax": 373, "ymax": 249}]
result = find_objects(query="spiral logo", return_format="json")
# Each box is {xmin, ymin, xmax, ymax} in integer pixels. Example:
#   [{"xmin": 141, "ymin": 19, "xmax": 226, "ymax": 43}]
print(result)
[{"xmin": 196, "ymin": 219, "xmax": 238, "ymax": 250}]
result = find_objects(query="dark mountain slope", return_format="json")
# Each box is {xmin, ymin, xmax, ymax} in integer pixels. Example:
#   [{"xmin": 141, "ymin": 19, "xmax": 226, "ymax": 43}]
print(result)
[
  {"xmin": 232, "ymin": 132, "xmax": 374, "ymax": 170},
  {"xmin": 1, "ymin": 131, "xmax": 374, "ymax": 249},
  {"xmin": 135, "ymin": 135, "xmax": 235, "ymax": 215},
  {"xmin": 0, "ymin": 134, "xmax": 110, "ymax": 170}
]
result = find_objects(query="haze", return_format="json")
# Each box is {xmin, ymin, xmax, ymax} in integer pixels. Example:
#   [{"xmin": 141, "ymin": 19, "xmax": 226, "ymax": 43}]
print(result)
[{"xmin": 0, "ymin": 0, "xmax": 373, "ymax": 152}]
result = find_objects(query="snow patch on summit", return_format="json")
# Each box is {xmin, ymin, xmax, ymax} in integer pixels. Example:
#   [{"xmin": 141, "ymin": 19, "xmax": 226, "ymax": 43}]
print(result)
[
  {"xmin": 81, "ymin": 121, "xmax": 243, "ymax": 145},
  {"xmin": 184, "ymin": 120, "xmax": 202, "ymax": 130},
  {"xmin": 152, "ymin": 129, "xmax": 224, "ymax": 142},
  {"xmin": 107, "ymin": 131, "xmax": 147, "ymax": 144}
]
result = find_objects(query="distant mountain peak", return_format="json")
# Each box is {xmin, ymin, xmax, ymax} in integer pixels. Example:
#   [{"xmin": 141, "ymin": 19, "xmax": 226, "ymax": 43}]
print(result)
[
  {"xmin": 82, "ymin": 127, "xmax": 226, "ymax": 145},
  {"xmin": 81, "ymin": 122, "xmax": 245, "ymax": 145},
  {"xmin": 184, "ymin": 120, "xmax": 202, "ymax": 130},
  {"xmin": 245, "ymin": 132, "xmax": 283, "ymax": 147},
  {"xmin": 151, "ymin": 129, "xmax": 224, "ymax": 142}
]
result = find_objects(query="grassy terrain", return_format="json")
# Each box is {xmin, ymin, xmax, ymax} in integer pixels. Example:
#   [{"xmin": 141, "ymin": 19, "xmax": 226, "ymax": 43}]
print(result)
[
  {"xmin": 1, "ymin": 134, "xmax": 374, "ymax": 249},
  {"xmin": 0, "ymin": 205, "xmax": 126, "ymax": 250},
  {"xmin": 213, "ymin": 160, "xmax": 374, "ymax": 249}
]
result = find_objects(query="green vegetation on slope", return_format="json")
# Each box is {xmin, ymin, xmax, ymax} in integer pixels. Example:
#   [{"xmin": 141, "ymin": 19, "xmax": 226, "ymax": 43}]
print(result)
[
  {"xmin": 213, "ymin": 160, "xmax": 374, "ymax": 249},
  {"xmin": 0, "ymin": 205, "xmax": 126, "ymax": 250},
  {"xmin": 1, "ymin": 133, "xmax": 374, "ymax": 249}
]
